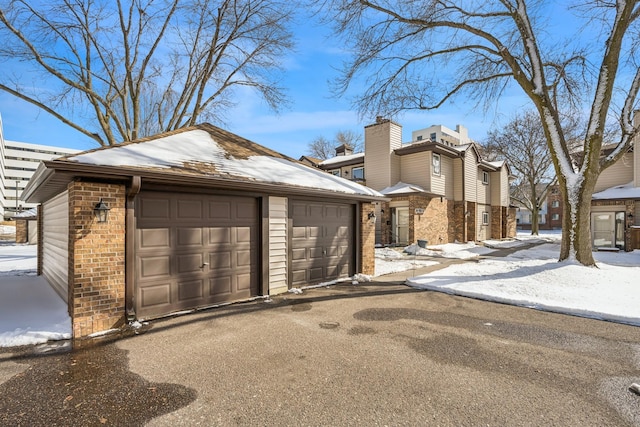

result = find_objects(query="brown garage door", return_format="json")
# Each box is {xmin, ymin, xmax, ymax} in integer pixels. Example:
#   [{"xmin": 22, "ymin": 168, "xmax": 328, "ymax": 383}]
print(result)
[
  {"xmin": 135, "ymin": 191, "xmax": 259, "ymax": 319},
  {"xmin": 290, "ymin": 200, "xmax": 354, "ymax": 287}
]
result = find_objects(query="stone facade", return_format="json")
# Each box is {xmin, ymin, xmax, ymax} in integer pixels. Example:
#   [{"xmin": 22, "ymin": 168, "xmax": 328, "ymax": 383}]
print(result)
[
  {"xmin": 359, "ymin": 202, "xmax": 376, "ymax": 275},
  {"xmin": 67, "ymin": 180, "xmax": 126, "ymax": 337},
  {"xmin": 411, "ymin": 196, "xmax": 455, "ymax": 246}
]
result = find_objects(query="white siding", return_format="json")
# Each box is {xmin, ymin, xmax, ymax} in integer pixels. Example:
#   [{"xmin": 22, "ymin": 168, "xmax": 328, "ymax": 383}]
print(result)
[
  {"xmin": 42, "ymin": 190, "xmax": 69, "ymax": 302},
  {"xmin": 595, "ymin": 152, "xmax": 634, "ymax": 193},
  {"xmin": 464, "ymin": 150, "xmax": 478, "ymax": 202},
  {"xmin": 453, "ymin": 158, "xmax": 463, "ymax": 200},
  {"xmin": 399, "ymin": 152, "xmax": 430, "ymax": 190},
  {"xmin": 268, "ymin": 196, "xmax": 288, "ymax": 295},
  {"xmin": 364, "ymin": 121, "xmax": 402, "ymax": 191},
  {"xmin": 441, "ymin": 155, "xmax": 454, "ymax": 199}
]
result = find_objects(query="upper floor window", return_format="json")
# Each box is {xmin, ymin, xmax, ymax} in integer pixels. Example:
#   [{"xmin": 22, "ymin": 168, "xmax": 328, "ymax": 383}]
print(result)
[
  {"xmin": 552, "ymin": 213, "xmax": 560, "ymax": 220},
  {"xmin": 551, "ymin": 200, "xmax": 560, "ymax": 208},
  {"xmin": 416, "ymin": 135, "xmax": 423, "ymax": 141},
  {"xmin": 430, "ymin": 132, "xmax": 436, "ymax": 141},
  {"xmin": 352, "ymin": 167, "xmax": 364, "ymax": 181},
  {"xmin": 482, "ymin": 171, "xmax": 489, "ymax": 185},
  {"xmin": 432, "ymin": 153, "xmax": 441, "ymax": 176},
  {"xmin": 331, "ymin": 170, "xmax": 340, "ymax": 177}
]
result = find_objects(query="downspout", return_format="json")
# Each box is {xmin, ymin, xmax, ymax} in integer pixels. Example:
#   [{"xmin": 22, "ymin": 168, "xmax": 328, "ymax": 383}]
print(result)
[{"xmin": 125, "ymin": 176, "xmax": 141, "ymax": 322}]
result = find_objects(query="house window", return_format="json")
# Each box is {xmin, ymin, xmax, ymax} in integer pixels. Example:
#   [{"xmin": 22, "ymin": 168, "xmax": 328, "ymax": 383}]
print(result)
[
  {"xmin": 482, "ymin": 171, "xmax": 489, "ymax": 185},
  {"xmin": 352, "ymin": 167, "xmax": 364, "ymax": 181},
  {"xmin": 432, "ymin": 153, "xmax": 441, "ymax": 176},
  {"xmin": 482, "ymin": 211, "xmax": 489, "ymax": 225},
  {"xmin": 551, "ymin": 200, "xmax": 560, "ymax": 208},
  {"xmin": 430, "ymin": 132, "xmax": 436, "ymax": 141},
  {"xmin": 416, "ymin": 135, "xmax": 423, "ymax": 141},
  {"xmin": 552, "ymin": 213, "xmax": 560, "ymax": 221},
  {"xmin": 331, "ymin": 170, "xmax": 340, "ymax": 176}
]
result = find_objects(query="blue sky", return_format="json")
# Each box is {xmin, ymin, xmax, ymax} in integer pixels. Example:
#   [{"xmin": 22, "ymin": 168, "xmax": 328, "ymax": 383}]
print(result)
[{"xmin": 0, "ymin": 7, "xmax": 536, "ymax": 159}]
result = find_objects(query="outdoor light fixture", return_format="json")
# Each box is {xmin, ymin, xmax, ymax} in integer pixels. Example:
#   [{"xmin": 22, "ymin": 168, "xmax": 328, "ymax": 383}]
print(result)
[
  {"xmin": 629, "ymin": 213, "xmax": 635, "ymax": 221},
  {"xmin": 93, "ymin": 199, "xmax": 110, "ymax": 223},
  {"xmin": 368, "ymin": 211, "xmax": 376, "ymax": 220}
]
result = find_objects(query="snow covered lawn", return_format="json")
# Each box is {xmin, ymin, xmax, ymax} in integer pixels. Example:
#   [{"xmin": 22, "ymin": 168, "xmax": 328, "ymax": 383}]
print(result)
[
  {"xmin": 407, "ymin": 234, "xmax": 640, "ymax": 326},
  {"xmin": 0, "ymin": 243, "xmax": 71, "ymax": 347}
]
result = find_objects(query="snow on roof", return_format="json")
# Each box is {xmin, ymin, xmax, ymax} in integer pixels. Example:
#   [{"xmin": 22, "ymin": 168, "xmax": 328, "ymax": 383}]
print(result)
[
  {"xmin": 13, "ymin": 208, "xmax": 37, "ymax": 218},
  {"xmin": 380, "ymin": 182, "xmax": 427, "ymax": 195},
  {"xmin": 486, "ymin": 160, "xmax": 505, "ymax": 168},
  {"xmin": 66, "ymin": 125, "xmax": 382, "ymax": 198},
  {"xmin": 592, "ymin": 181, "xmax": 640, "ymax": 200},
  {"xmin": 319, "ymin": 152, "xmax": 365, "ymax": 166}
]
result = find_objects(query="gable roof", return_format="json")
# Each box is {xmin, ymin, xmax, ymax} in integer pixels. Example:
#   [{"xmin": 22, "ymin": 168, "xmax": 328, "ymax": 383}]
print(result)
[{"xmin": 22, "ymin": 124, "xmax": 385, "ymax": 203}]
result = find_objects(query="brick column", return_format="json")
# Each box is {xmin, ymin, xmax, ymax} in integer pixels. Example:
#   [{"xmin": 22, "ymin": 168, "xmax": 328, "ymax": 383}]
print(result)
[
  {"xmin": 467, "ymin": 202, "xmax": 476, "ymax": 242},
  {"xmin": 15, "ymin": 219, "xmax": 27, "ymax": 243},
  {"xmin": 360, "ymin": 202, "xmax": 376, "ymax": 276},
  {"xmin": 491, "ymin": 206, "xmax": 502, "ymax": 239},
  {"xmin": 68, "ymin": 180, "xmax": 126, "ymax": 338}
]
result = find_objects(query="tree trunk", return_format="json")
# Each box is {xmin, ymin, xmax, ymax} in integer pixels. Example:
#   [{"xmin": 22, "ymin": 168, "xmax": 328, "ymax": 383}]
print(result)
[
  {"xmin": 559, "ymin": 177, "xmax": 596, "ymax": 266},
  {"xmin": 531, "ymin": 205, "xmax": 539, "ymax": 235}
]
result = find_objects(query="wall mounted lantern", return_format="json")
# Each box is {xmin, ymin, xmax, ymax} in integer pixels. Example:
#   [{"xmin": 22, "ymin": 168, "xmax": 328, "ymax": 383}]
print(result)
[
  {"xmin": 367, "ymin": 211, "xmax": 376, "ymax": 220},
  {"xmin": 93, "ymin": 199, "xmax": 110, "ymax": 223}
]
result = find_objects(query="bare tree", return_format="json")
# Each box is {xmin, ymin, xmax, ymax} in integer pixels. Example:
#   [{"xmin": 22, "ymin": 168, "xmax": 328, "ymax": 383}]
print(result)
[
  {"xmin": 0, "ymin": 0, "xmax": 294, "ymax": 146},
  {"xmin": 484, "ymin": 110, "xmax": 556, "ymax": 235},
  {"xmin": 324, "ymin": 0, "xmax": 640, "ymax": 266},
  {"xmin": 306, "ymin": 129, "xmax": 363, "ymax": 159}
]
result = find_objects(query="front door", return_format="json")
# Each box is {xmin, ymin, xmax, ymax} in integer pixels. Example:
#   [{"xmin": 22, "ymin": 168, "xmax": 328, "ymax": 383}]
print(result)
[
  {"xmin": 592, "ymin": 213, "xmax": 615, "ymax": 248},
  {"xmin": 392, "ymin": 207, "xmax": 409, "ymax": 245}
]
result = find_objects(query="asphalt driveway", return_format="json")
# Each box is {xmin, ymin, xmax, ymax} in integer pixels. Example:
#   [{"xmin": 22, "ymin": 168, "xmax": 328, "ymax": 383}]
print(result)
[{"xmin": 2, "ymin": 282, "xmax": 640, "ymax": 426}]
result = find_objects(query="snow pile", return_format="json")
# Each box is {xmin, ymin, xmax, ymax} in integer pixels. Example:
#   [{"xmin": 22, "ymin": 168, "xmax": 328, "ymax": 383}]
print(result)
[
  {"xmin": 404, "ymin": 241, "xmax": 495, "ymax": 259},
  {"xmin": 482, "ymin": 239, "xmax": 528, "ymax": 249},
  {"xmin": 0, "ymin": 244, "xmax": 37, "ymax": 276},
  {"xmin": 0, "ymin": 225, "xmax": 16, "ymax": 235},
  {"xmin": 407, "ymin": 243, "xmax": 640, "ymax": 326},
  {"xmin": 375, "ymin": 247, "xmax": 438, "ymax": 276}
]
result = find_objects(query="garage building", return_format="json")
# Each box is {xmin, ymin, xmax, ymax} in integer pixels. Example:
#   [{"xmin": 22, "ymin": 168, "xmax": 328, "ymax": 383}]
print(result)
[{"xmin": 22, "ymin": 124, "xmax": 382, "ymax": 338}]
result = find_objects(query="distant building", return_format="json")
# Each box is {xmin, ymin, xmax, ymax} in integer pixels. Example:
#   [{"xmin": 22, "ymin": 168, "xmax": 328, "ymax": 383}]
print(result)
[
  {"xmin": 319, "ymin": 118, "xmax": 515, "ymax": 245},
  {"xmin": 515, "ymin": 184, "xmax": 563, "ymax": 230},
  {"xmin": 0, "ymin": 114, "xmax": 79, "ymax": 220}
]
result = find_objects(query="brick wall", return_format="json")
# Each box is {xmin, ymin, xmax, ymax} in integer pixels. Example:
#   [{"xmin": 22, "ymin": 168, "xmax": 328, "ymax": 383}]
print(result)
[
  {"xmin": 453, "ymin": 202, "xmax": 465, "ymax": 242},
  {"xmin": 411, "ymin": 195, "xmax": 454, "ymax": 246},
  {"xmin": 360, "ymin": 202, "xmax": 376, "ymax": 275},
  {"xmin": 506, "ymin": 207, "xmax": 517, "ymax": 238},
  {"xmin": 491, "ymin": 206, "xmax": 502, "ymax": 239},
  {"xmin": 15, "ymin": 219, "xmax": 27, "ymax": 243},
  {"xmin": 68, "ymin": 180, "xmax": 126, "ymax": 338},
  {"xmin": 467, "ymin": 202, "xmax": 476, "ymax": 241}
]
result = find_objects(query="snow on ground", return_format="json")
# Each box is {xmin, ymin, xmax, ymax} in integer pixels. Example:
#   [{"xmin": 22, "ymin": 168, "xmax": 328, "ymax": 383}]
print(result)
[
  {"xmin": 404, "ymin": 241, "xmax": 495, "ymax": 259},
  {"xmin": 0, "ymin": 243, "xmax": 71, "ymax": 347},
  {"xmin": 407, "ymin": 241, "xmax": 640, "ymax": 326},
  {"xmin": 0, "ymin": 225, "xmax": 16, "ymax": 235},
  {"xmin": 375, "ymin": 247, "xmax": 438, "ymax": 276}
]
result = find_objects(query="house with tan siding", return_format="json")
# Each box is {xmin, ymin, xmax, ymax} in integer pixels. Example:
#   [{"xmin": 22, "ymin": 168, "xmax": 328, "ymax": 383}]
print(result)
[
  {"xmin": 591, "ymin": 111, "xmax": 640, "ymax": 251},
  {"xmin": 320, "ymin": 117, "xmax": 516, "ymax": 245}
]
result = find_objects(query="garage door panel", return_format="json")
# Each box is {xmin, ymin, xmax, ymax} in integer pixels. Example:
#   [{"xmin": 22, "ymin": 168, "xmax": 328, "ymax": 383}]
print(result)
[
  {"xmin": 236, "ymin": 227, "xmax": 252, "ymax": 243},
  {"xmin": 177, "ymin": 253, "xmax": 204, "ymax": 273},
  {"xmin": 178, "ymin": 279, "xmax": 204, "ymax": 301},
  {"xmin": 136, "ymin": 192, "xmax": 259, "ymax": 318},
  {"xmin": 208, "ymin": 201, "xmax": 231, "ymax": 219},
  {"xmin": 236, "ymin": 250, "xmax": 253, "ymax": 267},
  {"xmin": 292, "ymin": 227, "xmax": 306, "ymax": 239},
  {"xmin": 140, "ymin": 283, "xmax": 171, "ymax": 307},
  {"xmin": 209, "ymin": 277, "xmax": 232, "ymax": 296},
  {"xmin": 177, "ymin": 228, "xmax": 203, "ymax": 246},
  {"xmin": 140, "ymin": 198, "xmax": 170, "ymax": 219},
  {"xmin": 208, "ymin": 227, "xmax": 231, "ymax": 244},
  {"xmin": 140, "ymin": 228, "xmax": 170, "ymax": 248},
  {"xmin": 208, "ymin": 252, "xmax": 231, "ymax": 269},
  {"xmin": 140, "ymin": 256, "xmax": 171, "ymax": 278},
  {"xmin": 309, "ymin": 247, "xmax": 323, "ymax": 259},
  {"xmin": 292, "ymin": 248, "xmax": 306, "ymax": 260},
  {"xmin": 177, "ymin": 199, "xmax": 203, "ymax": 219}
]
